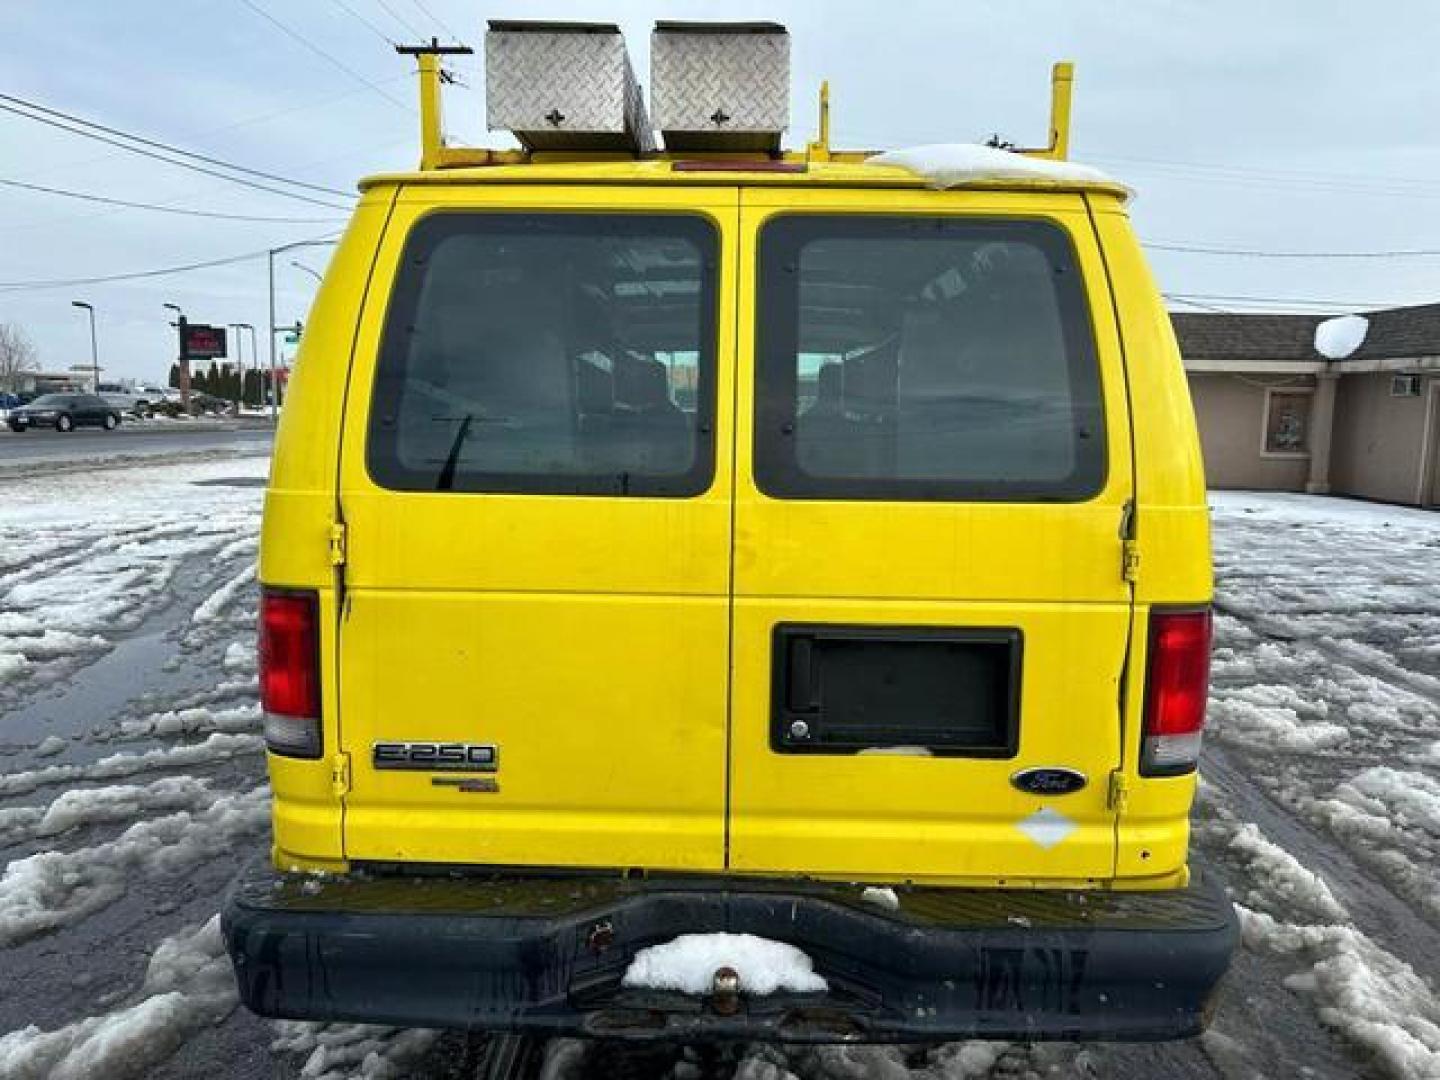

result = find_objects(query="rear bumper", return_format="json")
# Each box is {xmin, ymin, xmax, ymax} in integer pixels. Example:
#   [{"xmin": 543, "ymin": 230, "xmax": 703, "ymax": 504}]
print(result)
[{"xmin": 222, "ymin": 859, "xmax": 1237, "ymax": 1042}]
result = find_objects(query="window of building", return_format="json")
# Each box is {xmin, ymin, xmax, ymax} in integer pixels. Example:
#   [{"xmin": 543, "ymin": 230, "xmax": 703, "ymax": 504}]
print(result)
[
  {"xmin": 367, "ymin": 213, "xmax": 718, "ymax": 496},
  {"xmin": 1262, "ymin": 389, "xmax": 1313, "ymax": 455}
]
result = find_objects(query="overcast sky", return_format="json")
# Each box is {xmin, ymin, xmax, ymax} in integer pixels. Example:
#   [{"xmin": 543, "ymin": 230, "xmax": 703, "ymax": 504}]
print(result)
[{"xmin": 2, "ymin": 0, "xmax": 1439, "ymax": 383}]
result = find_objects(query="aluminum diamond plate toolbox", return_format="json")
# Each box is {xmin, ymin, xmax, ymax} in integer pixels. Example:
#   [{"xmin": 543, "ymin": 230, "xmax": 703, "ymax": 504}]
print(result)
[
  {"xmin": 650, "ymin": 22, "xmax": 790, "ymax": 153},
  {"xmin": 485, "ymin": 21, "xmax": 653, "ymax": 153}
]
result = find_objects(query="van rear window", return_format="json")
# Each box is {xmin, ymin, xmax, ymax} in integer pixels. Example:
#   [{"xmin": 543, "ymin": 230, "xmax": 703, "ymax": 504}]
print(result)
[
  {"xmin": 753, "ymin": 215, "xmax": 1106, "ymax": 501},
  {"xmin": 367, "ymin": 213, "xmax": 718, "ymax": 496}
]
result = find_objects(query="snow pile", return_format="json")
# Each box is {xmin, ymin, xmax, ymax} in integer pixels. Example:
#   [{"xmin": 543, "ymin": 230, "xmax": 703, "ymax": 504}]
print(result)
[
  {"xmin": 1226, "ymin": 823, "xmax": 1347, "ymax": 922},
  {"xmin": 34, "ymin": 776, "xmax": 216, "ymax": 838},
  {"xmin": 0, "ymin": 731, "xmax": 261, "ymax": 798},
  {"xmin": 0, "ymin": 786, "xmax": 269, "ymax": 945},
  {"xmin": 222, "ymin": 640, "xmax": 257, "ymax": 674},
  {"xmin": 868, "ymin": 144, "xmax": 1125, "ymax": 194},
  {"xmin": 32, "ymin": 735, "xmax": 67, "ymax": 758},
  {"xmin": 271, "ymin": 1022, "xmax": 439, "ymax": 1080},
  {"xmin": 114, "ymin": 703, "xmax": 260, "ymax": 741},
  {"xmin": 0, "ymin": 916, "xmax": 237, "ymax": 1080},
  {"xmin": 1207, "ymin": 694, "xmax": 1350, "ymax": 753},
  {"xmin": 191, "ymin": 564, "xmax": 256, "ymax": 625},
  {"xmin": 1313, "ymin": 314, "xmax": 1369, "ymax": 360},
  {"xmin": 621, "ymin": 933, "xmax": 827, "ymax": 996},
  {"xmin": 1240, "ymin": 907, "xmax": 1440, "ymax": 1079}
]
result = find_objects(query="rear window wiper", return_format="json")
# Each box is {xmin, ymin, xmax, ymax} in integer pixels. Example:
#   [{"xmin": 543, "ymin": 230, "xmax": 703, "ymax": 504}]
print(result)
[{"xmin": 435, "ymin": 414, "xmax": 474, "ymax": 491}]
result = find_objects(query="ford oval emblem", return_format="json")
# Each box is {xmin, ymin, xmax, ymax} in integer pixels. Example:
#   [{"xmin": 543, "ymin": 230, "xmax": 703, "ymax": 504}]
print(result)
[{"xmin": 1011, "ymin": 767, "xmax": 1088, "ymax": 796}]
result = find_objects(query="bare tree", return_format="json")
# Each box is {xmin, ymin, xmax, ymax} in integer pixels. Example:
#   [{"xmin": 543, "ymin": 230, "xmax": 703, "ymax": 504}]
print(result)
[{"xmin": 0, "ymin": 322, "xmax": 38, "ymax": 393}]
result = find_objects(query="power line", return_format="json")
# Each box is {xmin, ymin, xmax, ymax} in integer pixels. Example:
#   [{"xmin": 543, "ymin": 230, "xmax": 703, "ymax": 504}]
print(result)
[
  {"xmin": 0, "ymin": 101, "xmax": 355, "ymax": 212},
  {"xmin": 1092, "ymin": 151, "xmax": 1440, "ymax": 193},
  {"xmin": 1165, "ymin": 291, "xmax": 1404, "ymax": 311},
  {"xmin": 404, "ymin": 0, "xmax": 461, "ymax": 41},
  {"xmin": 0, "ymin": 101, "xmax": 354, "ymax": 212},
  {"xmin": 1089, "ymin": 156, "xmax": 1440, "ymax": 202},
  {"xmin": 0, "ymin": 91, "xmax": 353, "ymax": 200},
  {"xmin": 1164, "ymin": 295, "xmax": 1234, "ymax": 314},
  {"xmin": 236, "ymin": 0, "xmax": 412, "ymax": 113},
  {"xmin": 0, "ymin": 234, "xmax": 341, "ymax": 291},
  {"xmin": 326, "ymin": 0, "xmax": 399, "ymax": 45},
  {"xmin": 372, "ymin": 0, "xmax": 426, "ymax": 40},
  {"xmin": 0, "ymin": 177, "xmax": 348, "ymax": 224},
  {"xmin": 1145, "ymin": 240, "xmax": 1440, "ymax": 259}
]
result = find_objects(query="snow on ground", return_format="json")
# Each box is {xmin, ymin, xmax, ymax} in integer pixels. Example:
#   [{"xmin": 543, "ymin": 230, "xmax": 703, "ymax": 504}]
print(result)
[
  {"xmin": 270, "ymin": 1022, "xmax": 441, "ymax": 1080},
  {"xmin": 0, "ymin": 457, "xmax": 266, "ymax": 695},
  {"xmin": 0, "ymin": 916, "xmax": 238, "ymax": 1080},
  {"xmin": 1207, "ymin": 491, "xmax": 1440, "ymax": 937},
  {"xmin": 3, "ymin": 456, "xmax": 1440, "ymax": 1080},
  {"xmin": 0, "ymin": 732, "xmax": 261, "ymax": 799},
  {"xmin": 0, "ymin": 784, "xmax": 268, "ymax": 946}
]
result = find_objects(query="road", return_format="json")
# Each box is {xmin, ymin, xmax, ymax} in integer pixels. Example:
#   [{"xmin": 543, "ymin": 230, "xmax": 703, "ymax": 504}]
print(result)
[
  {"xmin": 0, "ymin": 460, "xmax": 1437, "ymax": 1080},
  {"xmin": 0, "ymin": 422, "xmax": 274, "ymax": 475}
]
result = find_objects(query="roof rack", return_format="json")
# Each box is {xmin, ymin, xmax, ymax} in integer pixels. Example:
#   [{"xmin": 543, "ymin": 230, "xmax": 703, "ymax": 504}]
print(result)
[{"xmin": 394, "ymin": 27, "xmax": 1074, "ymax": 170}]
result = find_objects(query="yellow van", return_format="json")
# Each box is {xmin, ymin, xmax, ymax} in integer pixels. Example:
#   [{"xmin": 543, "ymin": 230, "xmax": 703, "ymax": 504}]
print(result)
[{"xmin": 224, "ymin": 21, "xmax": 1235, "ymax": 1043}]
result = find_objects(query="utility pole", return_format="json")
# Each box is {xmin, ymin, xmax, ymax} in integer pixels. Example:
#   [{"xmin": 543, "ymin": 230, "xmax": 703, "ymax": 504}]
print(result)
[
  {"xmin": 71, "ymin": 300, "xmax": 98, "ymax": 392},
  {"xmin": 396, "ymin": 39, "xmax": 473, "ymax": 169}
]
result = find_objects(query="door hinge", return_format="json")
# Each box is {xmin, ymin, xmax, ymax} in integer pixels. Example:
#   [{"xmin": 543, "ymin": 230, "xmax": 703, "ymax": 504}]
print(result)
[
  {"xmin": 1107, "ymin": 770, "xmax": 1131, "ymax": 813},
  {"xmin": 330, "ymin": 752, "xmax": 351, "ymax": 797},
  {"xmin": 1119, "ymin": 499, "xmax": 1139, "ymax": 583},
  {"xmin": 328, "ymin": 522, "xmax": 347, "ymax": 567}
]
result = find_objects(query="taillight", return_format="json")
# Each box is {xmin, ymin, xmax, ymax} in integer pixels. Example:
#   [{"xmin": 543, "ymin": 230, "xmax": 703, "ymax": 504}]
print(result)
[
  {"xmin": 1140, "ymin": 608, "xmax": 1212, "ymax": 776},
  {"xmin": 259, "ymin": 588, "xmax": 322, "ymax": 759}
]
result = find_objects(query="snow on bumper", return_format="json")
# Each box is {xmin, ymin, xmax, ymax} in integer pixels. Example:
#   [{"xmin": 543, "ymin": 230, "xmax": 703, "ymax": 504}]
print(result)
[{"xmin": 222, "ymin": 859, "xmax": 1238, "ymax": 1042}]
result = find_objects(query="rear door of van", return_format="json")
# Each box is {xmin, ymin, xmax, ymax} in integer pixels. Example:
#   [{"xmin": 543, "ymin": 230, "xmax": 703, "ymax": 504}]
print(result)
[
  {"xmin": 728, "ymin": 186, "xmax": 1134, "ymax": 883},
  {"xmin": 335, "ymin": 184, "xmax": 738, "ymax": 870}
]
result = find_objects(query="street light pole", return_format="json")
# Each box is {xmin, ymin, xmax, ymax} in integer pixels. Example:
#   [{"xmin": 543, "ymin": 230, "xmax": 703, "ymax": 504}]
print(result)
[
  {"xmin": 163, "ymin": 302, "xmax": 188, "ymax": 410},
  {"xmin": 235, "ymin": 322, "xmax": 255, "ymax": 412},
  {"xmin": 71, "ymin": 301, "xmax": 98, "ymax": 392},
  {"xmin": 290, "ymin": 260, "xmax": 323, "ymax": 283},
  {"xmin": 227, "ymin": 323, "xmax": 245, "ymax": 414},
  {"xmin": 268, "ymin": 238, "xmax": 337, "ymax": 423},
  {"xmin": 267, "ymin": 250, "xmax": 278, "ymax": 421}
]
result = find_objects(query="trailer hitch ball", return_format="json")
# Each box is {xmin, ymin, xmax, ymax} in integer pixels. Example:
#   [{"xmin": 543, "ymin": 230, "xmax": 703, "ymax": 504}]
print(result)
[
  {"xmin": 586, "ymin": 920, "xmax": 614, "ymax": 954},
  {"xmin": 711, "ymin": 966, "xmax": 741, "ymax": 1015}
]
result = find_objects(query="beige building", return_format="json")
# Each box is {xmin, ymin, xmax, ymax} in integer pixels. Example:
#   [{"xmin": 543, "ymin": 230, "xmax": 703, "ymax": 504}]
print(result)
[{"xmin": 1175, "ymin": 304, "xmax": 1440, "ymax": 508}]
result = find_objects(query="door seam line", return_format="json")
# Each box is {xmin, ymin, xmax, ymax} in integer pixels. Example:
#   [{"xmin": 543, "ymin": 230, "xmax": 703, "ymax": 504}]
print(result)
[
  {"xmin": 722, "ymin": 187, "xmax": 742, "ymax": 870},
  {"xmin": 330, "ymin": 186, "xmax": 403, "ymax": 861},
  {"xmin": 1083, "ymin": 194, "xmax": 1140, "ymax": 879}
]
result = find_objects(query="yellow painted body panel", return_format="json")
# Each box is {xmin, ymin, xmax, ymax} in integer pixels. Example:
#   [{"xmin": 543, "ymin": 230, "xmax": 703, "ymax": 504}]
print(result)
[
  {"xmin": 259, "ymin": 166, "xmax": 1210, "ymax": 890},
  {"xmin": 727, "ymin": 188, "xmax": 1133, "ymax": 881},
  {"xmin": 1087, "ymin": 200, "xmax": 1213, "ymax": 878},
  {"xmin": 335, "ymin": 184, "xmax": 738, "ymax": 870}
]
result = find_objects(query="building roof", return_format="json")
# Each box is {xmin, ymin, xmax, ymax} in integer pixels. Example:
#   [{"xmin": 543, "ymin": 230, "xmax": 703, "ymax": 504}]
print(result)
[
  {"xmin": 1171, "ymin": 302, "xmax": 1440, "ymax": 364},
  {"xmin": 1170, "ymin": 312, "xmax": 1322, "ymax": 362},
  {"xmin": 1353, "ymin": 302, "xmax": 1440, "ymax": 360}
]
